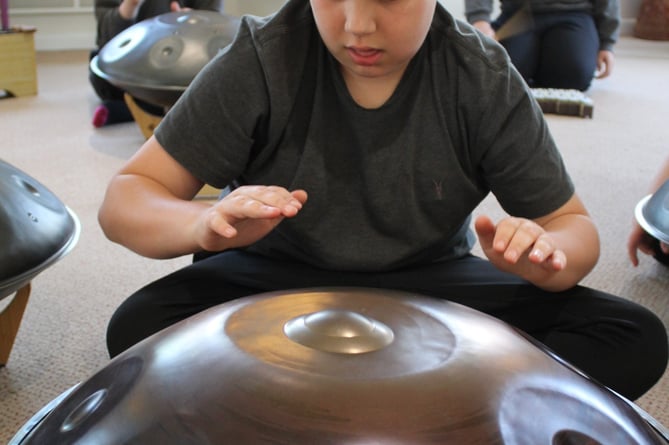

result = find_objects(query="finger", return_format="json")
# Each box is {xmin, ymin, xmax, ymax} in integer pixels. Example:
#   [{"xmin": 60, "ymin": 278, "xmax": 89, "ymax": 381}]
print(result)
[
  {"xmin": 627, "ymin": 244, "xmax": 640, "ymax": 267},
  {"xmin": 548, "ymin": 249, "xmax": 566, "ymax": 271},
  {"xmin": 223, "ymin": 193, "xmax": 286, "ymax": 219},
  {"xmin": 497, "ymin": 219, "xmax": 543, "ymax": 263},
  {"xmin": 225, "ymin": 186, "xmax": 299, "ymax": 217},
  {"xmin": 474, "ymin": 215, "xmax": 496, "ymax": 250},
  {"xmin": 527, "ymin": 234, "xmax": 555, "ymax": 264},
  {"xmin": 246, "ymin": 186, "xmax": 305, "ymax": 216},
  {"xmin": 627, "ymin": 233, "xmax": 641, "ymax": 266},
  {"xmin": 208, "ymin": 211, "xmax": 237, "ymax": 238},
  {"xmin": 488, "ymin": 217, "xmax": 520, "ymax": 253},
  {"xmin": 291, "ymin": 189, "xmax": 309, "ymax": 205}
]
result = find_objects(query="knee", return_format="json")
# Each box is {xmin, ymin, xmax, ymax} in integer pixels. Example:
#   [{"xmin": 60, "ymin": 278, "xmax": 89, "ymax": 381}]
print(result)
[
  {"xmin": 105, "ymin": 301, "xmax": 139, "ymax": 358},
  {"xmin": 558, "ymin": 70, "xmax": 593, "ymax": 92},
  {"xmin": 537, "ymin": 66, "xmax": 593, "ymax": 91},
  {"xmin": 105, "ymin": 290, "xmax": 165, "ymax": 358},
  {"xmin": 622, "ymin": 304, "xmax": 668, "ymax": 398}
]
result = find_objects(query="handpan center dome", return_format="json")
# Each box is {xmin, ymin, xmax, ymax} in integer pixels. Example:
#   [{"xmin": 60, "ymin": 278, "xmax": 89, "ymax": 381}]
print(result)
[{"xmin": 284, "ymin": 309, "xmax": 395, "ymax": 354}]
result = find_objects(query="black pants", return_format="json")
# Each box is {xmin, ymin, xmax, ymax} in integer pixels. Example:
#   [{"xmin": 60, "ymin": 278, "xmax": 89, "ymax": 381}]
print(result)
[
  {"xmin": 106, "ymin": 251, "xmax": 668, "ymax": 401},
  {"xmin": 494, "ymin": 11, "xmax": 599, "ymax": 91}
]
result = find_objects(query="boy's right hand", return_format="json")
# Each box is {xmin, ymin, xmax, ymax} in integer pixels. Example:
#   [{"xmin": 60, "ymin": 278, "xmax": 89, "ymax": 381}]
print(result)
[{"xmin": 196, "ymin": 185, "xmax": 308, "ymax": 252}]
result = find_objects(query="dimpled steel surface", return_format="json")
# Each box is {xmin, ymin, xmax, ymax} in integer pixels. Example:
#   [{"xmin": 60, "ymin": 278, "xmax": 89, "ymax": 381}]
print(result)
[
  {"xmin": 11, "ymin": 288, "xmax": 669, "ymax": 444},
  {"xmin": 0, "ymin": 159, "xmax": 79, "ymax": 300}
]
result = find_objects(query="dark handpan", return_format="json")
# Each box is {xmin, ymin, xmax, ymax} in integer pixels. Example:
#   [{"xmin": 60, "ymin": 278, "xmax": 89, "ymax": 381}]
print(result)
[
  {"xmin": 0, "ymin": 159, "xmax": 80, "ymax": 299},
  {"xmin": 10, "ymin": 288, "xmax": 669, "ymax": 444},
  {"xmin": 90, "ymin": 10, "xmax": 241, "ymax": 107}
]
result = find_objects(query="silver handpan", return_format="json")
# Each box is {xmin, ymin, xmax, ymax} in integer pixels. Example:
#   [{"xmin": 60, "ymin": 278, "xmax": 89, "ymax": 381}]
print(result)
[
  {"xmin": 0, "ymin": 159, "xmax": 80, "ymax": 299},
  {"xmin": 10, "ymin": 288, "xmax": 669, "ymax": 444},
  {"xmin": 90, "ymin": 10, "xmax": 241, "ymax": 107},
  {"xmin": 636, "ymin": 179, "xmax": 669, "ymax": 244}
]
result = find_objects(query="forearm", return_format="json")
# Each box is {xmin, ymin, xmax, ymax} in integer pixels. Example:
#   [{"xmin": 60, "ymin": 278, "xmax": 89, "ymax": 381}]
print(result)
[{"xmin": 98, "ymin": 174, "xmax": 211, "ymax": 259}]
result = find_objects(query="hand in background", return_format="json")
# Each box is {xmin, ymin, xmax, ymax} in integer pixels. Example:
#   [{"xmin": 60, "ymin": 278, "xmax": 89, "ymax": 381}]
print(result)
[
  {"xmin": 170, "ymin": 0, "xmax": 188, "ymax": 12},
  {"xmin": 627, "ymin": 161, "xmax": 669, "ymax": 266},
  {"xmin": 118, "ymin": 0, "xmax": 144, "ymax": 19},
  {"xmin": 595, "ymin": 50, "xmax": 614, "ymax": 79},
  {"xmin": 119, "ymin": 0, "xmax": 185, "ymax": 20},
  {"xmin": 473, "ymin": 21, "xmax": 496, "ymax": 39}
]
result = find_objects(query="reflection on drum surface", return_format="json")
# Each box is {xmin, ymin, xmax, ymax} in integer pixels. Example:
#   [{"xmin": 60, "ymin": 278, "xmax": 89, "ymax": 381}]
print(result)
[{"xmin": 10, "ymin": 288, "xmax": 669, "ymax": 444}]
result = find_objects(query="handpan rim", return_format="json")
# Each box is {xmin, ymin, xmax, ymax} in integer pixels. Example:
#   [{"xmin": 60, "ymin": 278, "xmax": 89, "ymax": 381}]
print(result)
[{"xmin": 0, "ymin": 206, "xmax": 80, "ymax": 299}]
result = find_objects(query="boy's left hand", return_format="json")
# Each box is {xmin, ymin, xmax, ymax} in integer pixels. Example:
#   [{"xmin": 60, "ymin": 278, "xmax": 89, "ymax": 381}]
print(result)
[{"xmin": 474, "ymin": 214, "xmax": 567, "ymax": 279}]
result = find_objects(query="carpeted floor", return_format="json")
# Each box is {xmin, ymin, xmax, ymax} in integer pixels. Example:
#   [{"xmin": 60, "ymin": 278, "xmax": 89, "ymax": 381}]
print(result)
[{"xmin": 0, "ymin": 36, "xmax": 668, "ymax": 442}]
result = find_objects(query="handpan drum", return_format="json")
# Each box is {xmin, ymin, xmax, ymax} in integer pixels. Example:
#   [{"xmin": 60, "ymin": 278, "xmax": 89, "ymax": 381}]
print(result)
[
  {"xmin": 0, "ymin": 159, "xmax": 80, "ymax": 300},
  {"xmin": 90, "ymin": 10, "xmax": 241, "ymax": 108},
  {"xmin": 11, "ymin": 288, "xmax": 669, "ymax": 444},
  {"xmin": 635, "ymin": 178, "xmax": 669, "ymax": 245}
]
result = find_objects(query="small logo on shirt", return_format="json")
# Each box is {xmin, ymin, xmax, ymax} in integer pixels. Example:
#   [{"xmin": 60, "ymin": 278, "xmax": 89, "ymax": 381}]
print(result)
[{"xmin": 432, "ymin": 179, "xmax": 444, "ymax": 200}]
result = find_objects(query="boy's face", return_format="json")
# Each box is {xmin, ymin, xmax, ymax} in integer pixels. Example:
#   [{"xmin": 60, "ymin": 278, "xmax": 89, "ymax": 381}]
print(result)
[{"xmin": 310, "ymin": 0, "xmax": 436, "ymax": 81}]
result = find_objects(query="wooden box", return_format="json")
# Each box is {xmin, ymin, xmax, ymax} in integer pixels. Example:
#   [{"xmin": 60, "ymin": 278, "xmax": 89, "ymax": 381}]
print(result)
[{"xmin": 0, "ymin": 28, "xmax": 38, "ymax": 97}]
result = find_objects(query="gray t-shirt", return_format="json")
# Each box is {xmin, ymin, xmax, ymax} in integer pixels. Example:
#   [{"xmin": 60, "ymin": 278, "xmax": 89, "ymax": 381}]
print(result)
[{"xmin": 156, "ymin": 0, "xmax": 574, "ymax": 272}]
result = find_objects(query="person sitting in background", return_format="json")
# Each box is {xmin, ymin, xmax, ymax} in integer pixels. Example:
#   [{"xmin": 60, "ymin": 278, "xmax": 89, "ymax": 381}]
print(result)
[
  {"xmin": 628, "ymin": 156, "xmax": 669, "ymax": 266},
  {"xmin": 90, "ymin": 0, "xmax": 222, "ymax": 128},
  {"xmin": 464, "ymin": 0, "xmax": 620, "ymax": 91},
  {"xmin": 98, "ymin": 0, "xmax": 667, "ymax": 402}
]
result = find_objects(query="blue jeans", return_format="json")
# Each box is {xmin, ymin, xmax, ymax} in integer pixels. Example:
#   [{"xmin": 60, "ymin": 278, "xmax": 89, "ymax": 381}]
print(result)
[{"xmin": 494, "ymin": 11, "xmax": 599, "ymax": 91}]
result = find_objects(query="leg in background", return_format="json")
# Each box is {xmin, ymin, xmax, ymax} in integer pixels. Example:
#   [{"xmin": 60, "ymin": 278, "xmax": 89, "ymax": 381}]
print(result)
[
  {"xmin": 498, "ymin": 29, "xmax": 541, "ymax": 87},
  {"xmin": 533, "ymin": 12, "xmax": 599, "ymax": 91},
  {"xmin": 89, "ymin": 49, "xmax": 142, "ymax": 127}
]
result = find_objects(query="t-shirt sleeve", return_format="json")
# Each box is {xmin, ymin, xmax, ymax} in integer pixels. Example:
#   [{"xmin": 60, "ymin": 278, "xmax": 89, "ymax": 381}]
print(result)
[
  {"xmin": 154, "ymin": 20, "xmax": 269, "ymax": 189},
  {"xmin": 456, "ymin": 38, "xmax": 575, "ymax": 219}
]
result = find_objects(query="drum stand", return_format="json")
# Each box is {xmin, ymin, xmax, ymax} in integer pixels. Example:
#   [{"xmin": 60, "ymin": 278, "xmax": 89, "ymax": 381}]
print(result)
[
  {"xmin": 0, "ymin": 283, "xmax": 30, "ymax": 366},
  {"xmin": 123, "ymin": 93, "xmax": 221, "ymax": 200},
  {"xmin": 124, "ymin": 93, "xmax": 163, "ymax": 140}
]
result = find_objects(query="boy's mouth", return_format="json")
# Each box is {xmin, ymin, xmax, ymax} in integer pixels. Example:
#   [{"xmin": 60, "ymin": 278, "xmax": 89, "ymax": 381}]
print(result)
[{"xmin": 346, "ymin": 46, "xmax": 382, "ymax": 66}]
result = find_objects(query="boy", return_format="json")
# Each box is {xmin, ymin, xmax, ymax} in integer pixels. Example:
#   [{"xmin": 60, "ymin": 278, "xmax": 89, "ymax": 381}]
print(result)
[{"xmin": 99, "ymin": 0, "xmax": 667, "ymax": 401}]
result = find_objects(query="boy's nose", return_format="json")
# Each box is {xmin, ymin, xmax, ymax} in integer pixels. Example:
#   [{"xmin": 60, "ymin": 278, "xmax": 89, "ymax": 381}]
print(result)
[{"xmin": 344, "ymin": 1, "xmax": 377, "ymax": 35}]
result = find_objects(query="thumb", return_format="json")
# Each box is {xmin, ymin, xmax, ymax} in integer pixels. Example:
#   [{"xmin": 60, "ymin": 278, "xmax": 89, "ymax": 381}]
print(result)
[{"xmin": 474, "ymin": 215, "xmax": 496, "ymax": 251}]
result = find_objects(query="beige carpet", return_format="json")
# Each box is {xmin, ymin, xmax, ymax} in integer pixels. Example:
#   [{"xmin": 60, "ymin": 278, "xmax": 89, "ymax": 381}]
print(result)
[{"xmin": 0, "ymin": 36, "xmax": 668, "ymax": 442}]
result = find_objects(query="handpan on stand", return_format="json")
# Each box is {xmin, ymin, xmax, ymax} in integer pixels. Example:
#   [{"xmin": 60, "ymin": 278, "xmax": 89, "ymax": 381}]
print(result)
[
  {"xmin": 89, "ymin": 10, "xmax": 239, "ymax": 199},
  {"xmin": 0, "ymin": 159, "xmax": 80, "ymax": 365}
]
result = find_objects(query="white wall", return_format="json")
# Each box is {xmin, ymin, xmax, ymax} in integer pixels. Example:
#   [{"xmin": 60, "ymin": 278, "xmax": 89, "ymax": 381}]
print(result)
[{"xmin": 8, "ymin": 0, "xmax": 641, "ymax": 51}]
